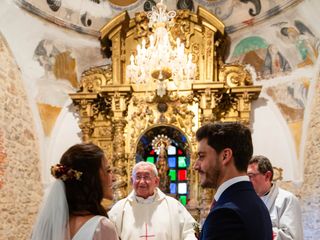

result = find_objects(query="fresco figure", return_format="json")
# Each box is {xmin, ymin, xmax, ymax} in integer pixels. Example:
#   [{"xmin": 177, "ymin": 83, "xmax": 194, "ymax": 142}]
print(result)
[
  {"xmin": 263, "ymin": 44, "xmax": 291, "ymax": 76},
  {"xmin": 281, "ymin": 20, "xmax": 320, "ymax": 67}
]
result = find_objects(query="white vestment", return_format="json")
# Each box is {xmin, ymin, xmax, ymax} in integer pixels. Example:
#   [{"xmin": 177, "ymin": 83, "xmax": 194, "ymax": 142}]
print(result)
[
  {"xmin": 261, "ymin": 184, "xmax": 303, "ymax": 240},
  {"xmin": 108, "ymin": 188, "xmax": 197, "ymax": 240}
]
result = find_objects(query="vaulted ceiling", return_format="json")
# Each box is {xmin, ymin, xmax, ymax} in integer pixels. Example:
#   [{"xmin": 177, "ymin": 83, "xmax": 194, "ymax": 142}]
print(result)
[{"xmin": 15, "ymin": 0, "xmax": 302, "ymax": 36}]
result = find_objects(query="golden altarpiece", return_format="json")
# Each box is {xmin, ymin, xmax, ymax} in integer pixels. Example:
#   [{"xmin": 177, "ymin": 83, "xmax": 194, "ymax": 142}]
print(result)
[{"xmin": 70, "ymin": 5, "xmax": 261, "ymax": 221}]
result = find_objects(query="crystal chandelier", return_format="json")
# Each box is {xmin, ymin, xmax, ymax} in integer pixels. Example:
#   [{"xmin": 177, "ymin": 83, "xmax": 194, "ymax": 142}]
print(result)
[{"xmin": 126, "ymin": 0, "xmax": 196, "ymax": 97}]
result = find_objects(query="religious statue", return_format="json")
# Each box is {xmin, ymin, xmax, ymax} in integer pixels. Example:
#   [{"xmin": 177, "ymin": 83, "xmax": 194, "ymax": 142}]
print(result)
[
  {"xmin": 152, "ymin": 135, "xmax": 171, "ymax": 193},
  {"xmin": 156, "ymin": 143, "xmax": 170, "ymax": 193}
]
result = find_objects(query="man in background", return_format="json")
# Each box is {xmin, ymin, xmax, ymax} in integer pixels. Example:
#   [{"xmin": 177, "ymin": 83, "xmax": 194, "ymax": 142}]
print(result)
[
  {"xmin": 193, "ymin": 121, "xmax": 272, "ymax": 240},
  {"xmin": 248, "ymin": 155, "xmax": 303, "ymax": 240},
  {"xmin": 108, "ymin": 161, "xmax": 197, "ymax": 240}
]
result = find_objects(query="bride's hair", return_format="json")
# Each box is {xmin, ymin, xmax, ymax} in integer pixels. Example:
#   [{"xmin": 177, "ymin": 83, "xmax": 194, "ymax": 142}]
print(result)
[
  {"xmin": 60, "ymin": 143, "xmax": 107, "ymax": 216},
  {"xmin": 31, "ymin": 143, "xmax": 108, "ymax": 240}
]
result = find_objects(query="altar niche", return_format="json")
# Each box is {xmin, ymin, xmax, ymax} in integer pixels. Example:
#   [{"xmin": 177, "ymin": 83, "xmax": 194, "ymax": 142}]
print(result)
[{"xmin": 136, "ymin": 125, "xmax": 191, "ymax": 206}]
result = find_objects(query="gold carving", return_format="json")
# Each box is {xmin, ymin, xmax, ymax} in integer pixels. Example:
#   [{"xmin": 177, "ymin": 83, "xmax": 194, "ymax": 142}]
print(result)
[
  {"xmin": 134, "ymin": 12, "xmax": 150, "ymax": 39},
  {"xmin": 170, "ymin": 10, "xmax": 194, "ymax": 48},
  {"xmin": 170, "ymin": 103, "xmax": 195, "ymax": 136},
  {"xmin": 219, "ymin": 64, "xmax": 253, "ymax": 87},
  {"xmin": 70, "ymin": 5, "xmax": 261, "ymax": 217},
  {"xmin": 80, "ymin": 65, "xmax": 112, "ymax": 92}
]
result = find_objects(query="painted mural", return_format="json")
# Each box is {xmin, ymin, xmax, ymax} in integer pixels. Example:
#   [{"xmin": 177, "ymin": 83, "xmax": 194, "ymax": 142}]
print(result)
[
  {"xmin": 15, "ymin": 0, "xmax": 303, "ymax": 36},
  {"xmin": 32, "ymin": 38, "xmax": 106, "ymax": 136},
  {"xmin": 228, "ymin": 11, "xmax": 319, "ymax": 185},
  {"xmin": 278, "ymin": 20, "xmax": 320, "ymax": 67},
  {"xmin": 230, "ymin": 18, "xmax": 320, "ymax": 78},
  {"xmin": 231, "ymin": 36, "xmax": 291, "ymax": 78},
  {"xmin": 265, "ymin": 77, "xmax": 309, "ymax": 156},
  {"xmin": 33, "ymin": 39, "xmax": 77, "ymax": 135}
]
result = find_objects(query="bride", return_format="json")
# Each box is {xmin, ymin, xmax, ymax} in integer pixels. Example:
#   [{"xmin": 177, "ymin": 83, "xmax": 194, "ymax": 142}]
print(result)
[{"xmin": 30, "ymin": 143, "xmax": 118, "ymax": 240}]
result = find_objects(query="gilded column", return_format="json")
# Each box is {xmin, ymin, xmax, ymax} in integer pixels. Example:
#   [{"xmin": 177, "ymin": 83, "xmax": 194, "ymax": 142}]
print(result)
[
  {"xmin": 112, "ymin": 118, "xmax": 127, "ymax": 200},
  {"xmin": 108, "ymin": 90, "xmax": 131, "ymax": 201},
  {"xmin": 71, "ymin": 98, "xmax": 97, "ymax": 143}
]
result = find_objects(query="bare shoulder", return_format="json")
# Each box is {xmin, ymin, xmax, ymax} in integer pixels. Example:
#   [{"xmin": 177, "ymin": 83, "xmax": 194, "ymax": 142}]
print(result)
[
  {"xmin": 94, "ymin": 216, "xmax": 119, "ymax": 240},
  {"xmin": 100, "ymin": 217, "xmax": 115, "ymax": 227}
]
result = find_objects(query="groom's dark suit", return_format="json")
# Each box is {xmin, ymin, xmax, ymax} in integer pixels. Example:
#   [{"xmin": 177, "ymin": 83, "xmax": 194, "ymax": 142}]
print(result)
[{"xmin": 200, "ymin": 181, "xmax": 272, "ymax": 240}]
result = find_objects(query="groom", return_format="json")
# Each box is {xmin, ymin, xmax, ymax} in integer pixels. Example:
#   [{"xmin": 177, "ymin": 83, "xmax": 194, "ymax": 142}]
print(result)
[{"xmin": 193, "ymin": 122, "xmax": 273, "ymax": 240}]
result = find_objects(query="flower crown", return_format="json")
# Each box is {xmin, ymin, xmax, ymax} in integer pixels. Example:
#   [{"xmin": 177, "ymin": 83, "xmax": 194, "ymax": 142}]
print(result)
[{"xmin": 51, "ymin": 164, "xmax": 83, "ymax": 181}]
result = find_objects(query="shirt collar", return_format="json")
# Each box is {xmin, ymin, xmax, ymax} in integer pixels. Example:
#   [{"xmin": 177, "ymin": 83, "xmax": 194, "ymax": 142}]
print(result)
[{"xmin": 214, "ymin": 175, "xmax": 250, "ymax": 201}]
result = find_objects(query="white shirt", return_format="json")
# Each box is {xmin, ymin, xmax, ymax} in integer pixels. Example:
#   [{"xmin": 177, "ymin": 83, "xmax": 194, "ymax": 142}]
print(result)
[{"xmin": 214, "ymin": 175, "xmax": 250, "ymax": 201}]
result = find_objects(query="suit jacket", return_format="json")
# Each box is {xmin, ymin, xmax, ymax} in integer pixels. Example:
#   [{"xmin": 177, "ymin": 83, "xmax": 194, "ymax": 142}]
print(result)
[{"xmin": 200, "ymin": 181, "xmax": 273, "ymax": 240}]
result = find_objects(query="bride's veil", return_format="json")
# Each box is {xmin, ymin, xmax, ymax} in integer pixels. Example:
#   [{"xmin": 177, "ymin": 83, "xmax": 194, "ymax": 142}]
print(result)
[{"xmin": 31, "ymin": 179, "xmax": 70, "ymax": 240}]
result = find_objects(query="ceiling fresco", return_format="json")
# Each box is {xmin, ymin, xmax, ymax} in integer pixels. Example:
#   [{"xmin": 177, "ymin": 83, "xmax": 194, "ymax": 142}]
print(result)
[{"xmin": 15, "ymin": 0, "xmax": 303, "ymax": 36}]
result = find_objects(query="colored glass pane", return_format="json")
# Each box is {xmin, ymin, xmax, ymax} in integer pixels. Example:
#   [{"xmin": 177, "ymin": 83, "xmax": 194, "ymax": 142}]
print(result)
[
  {"xmin": 177, "ymin": 149, "xmax": 183, "ymax": 155},
  {"xmin": 178, "ymin": 156, "xmax": 187, "ymax": 168},
  {"xmin": 168, "ymin": 156, "xmax": 176, "ymax": 168},
  {"xmin": 180, "ymin": 195, "xmax": 187, "ymax": 206},
  {"xmin": 169, "ymin": 169, "xmax": 176, "ymax": 181},
  {"xmin": 178, "ymin": 183, "xmax": 187, "ymax": 194},
  {"xmin": 141, "ymin": 136, "xmax": 148, "ymax": 145},
  {"xmin": 178, "ymin": 170, "xmax": 187, "ymax": 180},
  {"xmin": 170, "ymin": 183, "xmax": 177, "ymax": 194},
  {"xmin": 150, "ymin": 149, "xmax": 155, "ymax": 155},
  {"xmin": 146, "ymin": 156, "xmax": 154, "ymax": 163},
  {"xmin": 168, "ymin": 145, "xmax": 176, "ymax": 155},
  {"xmin": 181, "ymin": 135, "xmax": 187, "ymax": 143}
]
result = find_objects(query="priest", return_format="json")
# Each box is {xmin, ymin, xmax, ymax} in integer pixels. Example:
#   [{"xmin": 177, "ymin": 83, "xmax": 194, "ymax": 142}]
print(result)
[
  {"xmin": 248, "ymin": 155, "xmax": 303, "ymax": 240},
  {"xmin": 108, "ymin": 161, "xmax": 197, "ymax": 240}
]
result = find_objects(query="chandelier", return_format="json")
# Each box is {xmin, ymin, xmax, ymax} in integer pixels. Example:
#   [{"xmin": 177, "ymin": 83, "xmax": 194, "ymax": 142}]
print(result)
[{"xmin": 126, "ymin": 0, "xmax": 196, "ymax": 97}]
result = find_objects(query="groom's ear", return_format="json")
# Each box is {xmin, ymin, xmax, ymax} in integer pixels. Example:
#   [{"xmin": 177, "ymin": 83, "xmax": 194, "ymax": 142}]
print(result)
[{"xmin": 221, "ymin": 148, "xmax": 232, "ymax": 165}]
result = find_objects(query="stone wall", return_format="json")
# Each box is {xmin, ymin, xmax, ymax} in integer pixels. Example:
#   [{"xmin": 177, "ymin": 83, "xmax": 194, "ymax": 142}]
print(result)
[
  {"xmin": 0, "ymin": 33, "xmax": 43, "ymax": 240},
  {"xmin": 300, "ymin": 70, "xmax": 320, "ymax": 239}
]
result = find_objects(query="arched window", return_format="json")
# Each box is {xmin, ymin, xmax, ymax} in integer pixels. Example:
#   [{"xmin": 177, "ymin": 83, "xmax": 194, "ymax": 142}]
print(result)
[{"xmin": 137, "ymin": 126, "xmax": 190, "ymax": 206}]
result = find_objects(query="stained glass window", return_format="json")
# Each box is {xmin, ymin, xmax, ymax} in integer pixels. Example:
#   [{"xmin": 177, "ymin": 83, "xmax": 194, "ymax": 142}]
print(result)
[
  {"xmin": 169, "ymin": 169, "xmax": 176, "ymax": 181},
  {"xmin": 178, "ymin": 183, "xmax": 187, "ymax": 194},
  {"xmin": 166, "ymin": 145, "xmax": 189, "ymax": 205},
  {"xmin": 178, "ymin": 170, "xmax": 187, "ymax": 180},
  {"xmin": 146, "ymin": 156, "xmax": 155, "ymax": 163},
  {"xmin": 168, "ymin": 145, "xmax": 176, "ymax": 155},
  {"xmin": 179, "ymin": 195, "xmax": 187, "ymax": 205},
  {"xmin": 178, "ymin": 156, "xmax": 187, "ymax": 168},
  {"xmin": 168, "ymin": 156, "xmax": 176, "ymax": 168},
  {"xmin": 170, "ymin": 183, "xmax": 177, "ymax": 194},
  {"xmin": 140, "ymin": 127, "xmax": 190, "ymax": 206}
]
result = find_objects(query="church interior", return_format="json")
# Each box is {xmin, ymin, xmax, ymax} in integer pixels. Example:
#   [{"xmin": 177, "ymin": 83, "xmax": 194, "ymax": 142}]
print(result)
[{"xmin": 0, "ymin": 0, "xmax": 320, "ymax": 239}]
